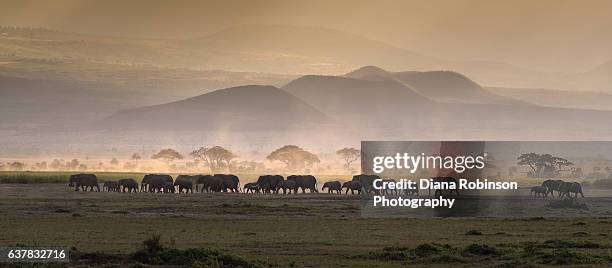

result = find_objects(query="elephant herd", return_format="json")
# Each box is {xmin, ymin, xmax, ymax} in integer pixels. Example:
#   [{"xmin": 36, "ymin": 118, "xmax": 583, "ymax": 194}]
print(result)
[
  {"xmin": 531, "ymin": 179, "xmax": 584, "ymax": 198},
  {"xmin": 71, "ymin": 174, "xmax": 588, "ymax": 200},
  {"xmin": 68, "ymin": 173, "xmax": 393, "ymax": 195},
  {"xmin": 69, "ymin": 172, "xmax": 433, "ymax": 197}
]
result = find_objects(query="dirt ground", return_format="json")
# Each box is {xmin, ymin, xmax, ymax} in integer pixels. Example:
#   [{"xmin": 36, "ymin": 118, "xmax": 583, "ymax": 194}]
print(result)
[{"xmin": 0, "ymin": 183, "xmax": 611, "ymax": 267}]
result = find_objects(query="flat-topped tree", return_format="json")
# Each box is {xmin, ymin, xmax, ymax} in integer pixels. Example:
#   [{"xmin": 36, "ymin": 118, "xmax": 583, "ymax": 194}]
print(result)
[
  {"xmin": 131, "ymin": 153, "xmax": 142, "ymax": 162},
  {"xmin": 152, "ymin": 148, "xmax": 184, "ymax": 167},
  {"xmin": 267, "ymin": 145, "xmax": 320, "ymax": 172},
  {"xmin": 517, "ymin": 153, "xmax": 573, "ymax": 178},
  {"xmin": 190, "ymin": 146, "xmax": 236, "ymax": 172}
]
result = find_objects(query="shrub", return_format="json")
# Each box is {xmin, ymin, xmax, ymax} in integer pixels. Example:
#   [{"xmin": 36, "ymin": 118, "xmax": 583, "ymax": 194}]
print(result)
[
  {"xmin": 142, "ymin": 234, "xmax": 163, "ymax": 254},
  {"xmin": 464, "ymin": 244, "xmax": 497, "ymax": 255},
  {"xmin": 465, "ymin": 230, "xmax": 483, "ymax": 235}
]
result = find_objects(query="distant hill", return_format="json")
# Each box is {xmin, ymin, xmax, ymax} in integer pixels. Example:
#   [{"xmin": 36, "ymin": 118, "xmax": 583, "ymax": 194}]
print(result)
[
  {"xmin": 342, "ymin": 65, "xmax": 394, "ymax": 81},
  {"xmin": 282, "ymin": 74, "xmax": 433, "ymax": 125},
  {"xmin": 284, "ymin": 68, "xmax": 612, "ymax": 132},
  {"xmin": 345, "ymin": 66, "xmax": 525, "ymax": 105},
  {"xmin": 100, "ymin": 85, "xmax": 331, "ymax": 130}
]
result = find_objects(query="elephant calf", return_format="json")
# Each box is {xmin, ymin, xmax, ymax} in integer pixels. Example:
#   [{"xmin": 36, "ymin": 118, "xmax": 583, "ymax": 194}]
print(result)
[
  {"xmin": 531, "ymin": 186, "xmax": 548, "ymax": 197},
  {"xmin": 103, "ymin": 181, "xmax": 119, "ymax": 192},
  {"xmin": 342, "ymin": 181, "xmax": 362, "ymax": 195},
  {"xmin": 322, "ymin": 181, "xmax": 341, "ymax": 194},
  {"xmin": 352, "ymin": 174, "xmax": 381, "ymax": 195},
  {"xmin": 244, "ymin": 182, "xmax": 260, "ymax": 193}
]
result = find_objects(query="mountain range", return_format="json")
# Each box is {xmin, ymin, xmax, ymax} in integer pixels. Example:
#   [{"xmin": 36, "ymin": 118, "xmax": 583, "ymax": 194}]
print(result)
[
  {"xmin": 98, "ymin": 66, "xmax": 612, "ymax": 140},
  {"xmin": 3, "ymin": 24, "xmax": 612, "ymax": 154}
]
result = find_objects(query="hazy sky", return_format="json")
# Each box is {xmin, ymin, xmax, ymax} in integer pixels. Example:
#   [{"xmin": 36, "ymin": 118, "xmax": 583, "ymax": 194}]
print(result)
[{"xmin": 1, "ymin": 0, "xmax": 611, "ymax": 72}]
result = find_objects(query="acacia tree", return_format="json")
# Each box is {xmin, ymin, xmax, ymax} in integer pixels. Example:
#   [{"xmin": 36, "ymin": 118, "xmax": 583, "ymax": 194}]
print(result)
[
  {"xmin": 190, "ymin": 146, "xmax": 236, "ymax": 172},
  {"xmin": 151, "ymin": 148, "xmax": 184, "ymax": 166},
  {"xmin": 336, "ymin": 147, "xmax": 360, "ymax": 172},
  {"xmin": 267, "ymin": 145, "xmax": 320, "ymax": 172},
  {"xmin": 517, "ymin": 153, "xmax": 573, "ymax": 177},
  {"xmin": 131, "ymin": 153, "xmax": 142, "ymax": 162}
]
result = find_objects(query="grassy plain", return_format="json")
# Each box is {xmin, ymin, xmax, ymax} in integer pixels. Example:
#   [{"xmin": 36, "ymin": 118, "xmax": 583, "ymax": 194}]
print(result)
[{"xmin": 0, "ymin": 172, "xmax": 610, "ymax": 267}]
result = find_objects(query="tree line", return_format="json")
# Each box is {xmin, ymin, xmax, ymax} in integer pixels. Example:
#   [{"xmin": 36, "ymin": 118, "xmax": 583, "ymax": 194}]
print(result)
[{"xmin": 0, "ymin": 145, "xmax": 361, "ymax": 174}]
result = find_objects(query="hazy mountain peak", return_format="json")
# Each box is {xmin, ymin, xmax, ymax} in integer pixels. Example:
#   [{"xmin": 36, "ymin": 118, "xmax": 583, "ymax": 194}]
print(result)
[
  {"xmin": 101, "ymin": 84, "xmax": 331, "ymax": 130},
  {"xmin": 176, "ymin": 85, "xmax": 283, "ymax": 105},
  {"xmin": 395, "ymin": 71, "xmax": 482, "ymax": 92},
  {"xmin": 391, "ymin": 70, "xmax": 526, "ymax": 104},
  {"xmin": 344, "ymin": 66, "xmax": 391, "ymax": 80},
  {"xmin": 284, "ymin": 74, "xmax": 406, "ymax": 91}
]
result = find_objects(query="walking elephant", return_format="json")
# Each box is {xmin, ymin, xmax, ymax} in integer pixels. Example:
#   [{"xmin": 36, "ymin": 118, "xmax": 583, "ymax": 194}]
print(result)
[
  {"xmin": 352, "ymin": 174, "xmax": 380, "ymax": 194},
  {"xmin": 322, "ymin": 181, "xmax": 342, "ymax": 194},
  {"xmin": 276, "ymin": 180, "xmax": 298, "ymax": 194},
  {"xmin": 558, "ymin": 181, "xmax": 584, "ymax": 198},
  {"xmin": 175, "ymin": 175, "xmax": 199, "ymax": 193},
  {"xmin": 141, "ymin": 174, "xmax": 173, "ymax": 193},
  {"xmin": 118, "ymin": 178, "xmax": 138, "ymax": 193},
  {"xmin": 162, "ymin": 181, "xmax": 175, "ymax": 193},
  {"xmin": 243, "ymin": 182, "xmax": 260, "ymax": 193},
  {"xmin": 531, "ymin": 186, "xmax": 548, "ymax": 197},
  {"xmin": 103, "ymin": 181, "xmax": 119, "ymax": 192},
  {"xmin": 256, "ymin": 175, "xmax": 284, "ymax": 193},
  {"xmin": 69, "ymin": 173, "xmax": 100, "ymax": 192},
  {"xmin": 197, "ymin": 175, "xmax": 225, "ymax": 193},
  {"xmin": 215, "ymin": 174, "xmax": 240, "ymax": 192},
  {"xmin": 287, "ymin": 175, "xmax": 318, "ymax": 193},
  {"xmin": 342, "ymin": 181, "xmax": 362, "ymax": 195},
  {"xmin": 542, "ymin": 179, "xmax": 564, "ymax": 197}
]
